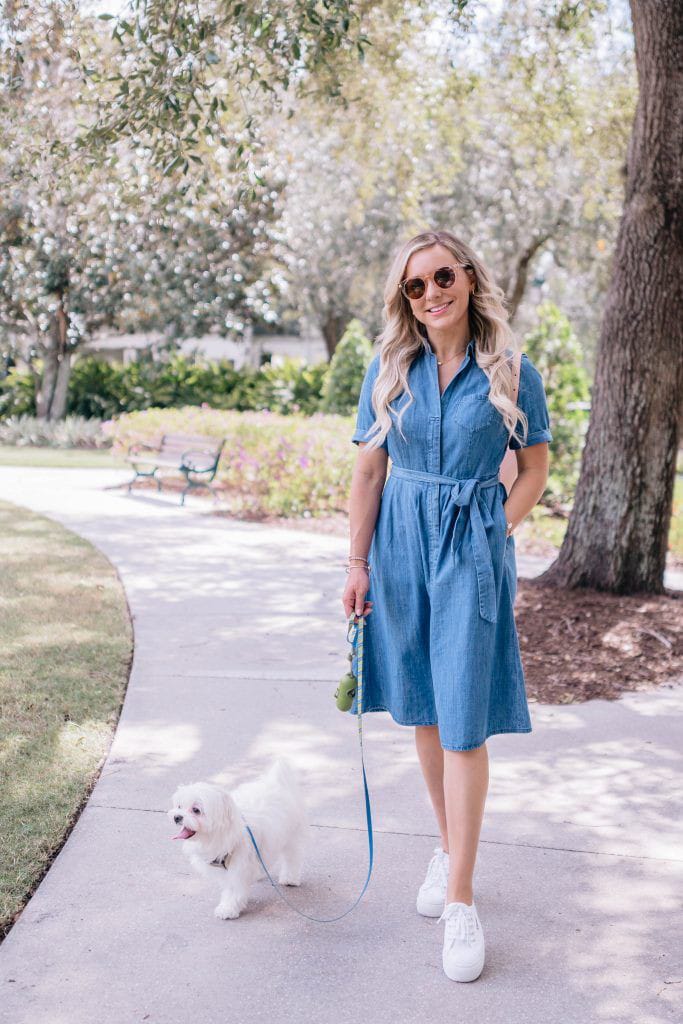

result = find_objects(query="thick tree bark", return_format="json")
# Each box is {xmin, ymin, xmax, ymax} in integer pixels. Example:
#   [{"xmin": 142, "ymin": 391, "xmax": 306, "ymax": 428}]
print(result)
[{"xmin": 540, "ymin": 0, "xmax": 683, "ymax": 593}]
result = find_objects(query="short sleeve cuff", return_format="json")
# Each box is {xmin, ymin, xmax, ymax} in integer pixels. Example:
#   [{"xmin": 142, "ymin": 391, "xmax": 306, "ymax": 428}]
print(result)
[
  {"xmin": 509, "ymin": 428, "xmax": 553, "ymax": 450},
  {"xmin": 352, "ymin": 426, "xmax": 387, "ymax": 448}
]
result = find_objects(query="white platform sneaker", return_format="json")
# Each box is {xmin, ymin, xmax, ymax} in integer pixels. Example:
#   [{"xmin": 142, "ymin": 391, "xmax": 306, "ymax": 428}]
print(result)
[
  {"xmin": 439, "ymin": 900, "xmax": 486, "ymax": 982},
  {"xmin": 416, "ymin": 845, "xmax": 449, "ymax": 917}
]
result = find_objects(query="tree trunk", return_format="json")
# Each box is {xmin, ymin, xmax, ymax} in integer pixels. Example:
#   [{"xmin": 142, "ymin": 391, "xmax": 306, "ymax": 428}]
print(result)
[
  {"xmin": 540, "ymin": 0, "xmax": 683, "ymax": 594},
  {"xmin": 50, "ymin": 350, "xmax": 72, "ymax": 420},
  {"xmin": 503, "ymin": 231, "xmax": 554, "ymax": 323},
  {"xmin": 35, "ymin": 333, "xmax": 59, "ymax": 420},
  {"xmin": 321, "ymin": 312, "xmax": 348, "ymax": 359},
  {"xmin": 35, "ymin": 302, "xmax": 71, "ymax": 420}
]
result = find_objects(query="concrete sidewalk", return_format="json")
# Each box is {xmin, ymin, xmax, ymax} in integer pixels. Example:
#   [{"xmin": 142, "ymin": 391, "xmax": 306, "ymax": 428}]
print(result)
[{"xmin": 0, "ymin": 466, "xmax": 681, "ymax": 1024}]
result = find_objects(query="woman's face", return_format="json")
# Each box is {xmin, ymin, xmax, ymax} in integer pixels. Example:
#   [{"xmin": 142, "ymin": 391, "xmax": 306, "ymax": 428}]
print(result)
[{"xmin": 402, "ymin": 243, "xmax": 475, "ymax": 336}]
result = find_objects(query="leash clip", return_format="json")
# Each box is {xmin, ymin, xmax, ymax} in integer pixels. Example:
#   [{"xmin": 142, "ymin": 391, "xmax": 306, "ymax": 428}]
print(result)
[{"xmin": 346, "ymin": 613, "xmax": 362, "ymax": 644}]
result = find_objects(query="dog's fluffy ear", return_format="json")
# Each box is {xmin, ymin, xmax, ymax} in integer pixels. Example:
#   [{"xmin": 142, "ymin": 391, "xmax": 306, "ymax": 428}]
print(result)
[{"xmin": 202, "ymin": 784, "xmax": 237, "ymax": 833}]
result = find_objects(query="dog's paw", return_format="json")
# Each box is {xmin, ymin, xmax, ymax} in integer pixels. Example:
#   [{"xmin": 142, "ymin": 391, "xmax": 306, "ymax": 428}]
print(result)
[
  {"xmin": 214, "ymin": 902, "xmax": 242, "ymax": 920},
  {"xmin": 278, "ymin": 874, "xmax": 302, "ymax": 887}
]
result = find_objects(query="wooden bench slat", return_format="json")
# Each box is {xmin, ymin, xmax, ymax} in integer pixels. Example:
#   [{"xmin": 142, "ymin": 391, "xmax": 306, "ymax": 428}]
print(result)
[
  {"xmin": 161, "ymin": 434, "xmax": 219, "ymax": 445},
  {"xmin": 159, "ymin": 443, "xmax": 219, "ymax": 452}
]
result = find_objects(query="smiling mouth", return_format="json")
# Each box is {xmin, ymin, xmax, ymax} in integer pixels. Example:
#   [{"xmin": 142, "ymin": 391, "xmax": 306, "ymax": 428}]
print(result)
[
  {"xmin": 428, "ymin": 301, "xmax": 452, "ymax": 313},
  {"xmin": 172, "ymin": 826, "xmax": 196, "ymax": 840}
]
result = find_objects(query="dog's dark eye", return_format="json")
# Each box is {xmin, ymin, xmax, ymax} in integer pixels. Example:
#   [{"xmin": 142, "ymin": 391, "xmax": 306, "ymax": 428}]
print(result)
[{"xmin": 192, "ymin": 806, "xmax": 201, "ymax": 814}]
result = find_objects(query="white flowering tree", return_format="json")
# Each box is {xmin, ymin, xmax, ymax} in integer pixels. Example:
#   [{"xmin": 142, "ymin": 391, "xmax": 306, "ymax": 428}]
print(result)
[{"xmin": 0, "ymin": 2, "xmax": 279, "ymax": 418}]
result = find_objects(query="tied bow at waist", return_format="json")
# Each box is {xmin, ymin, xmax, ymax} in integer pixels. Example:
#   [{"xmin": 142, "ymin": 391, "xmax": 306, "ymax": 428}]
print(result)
[{"xmin": 389, "ymin": 466, "xmax": 502, "ymax": 624}]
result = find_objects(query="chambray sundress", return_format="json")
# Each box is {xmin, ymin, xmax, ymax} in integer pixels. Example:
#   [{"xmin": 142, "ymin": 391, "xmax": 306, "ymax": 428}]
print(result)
[{"xmin": 348, "ymin": 332, "xmax": 553, "ymax": 751}]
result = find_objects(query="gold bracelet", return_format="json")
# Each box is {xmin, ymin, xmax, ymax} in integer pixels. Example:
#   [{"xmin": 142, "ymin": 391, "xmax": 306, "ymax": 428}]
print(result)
[{"xmin": 345, "ymin": 564, "xmax": 371, "ymax": 573}]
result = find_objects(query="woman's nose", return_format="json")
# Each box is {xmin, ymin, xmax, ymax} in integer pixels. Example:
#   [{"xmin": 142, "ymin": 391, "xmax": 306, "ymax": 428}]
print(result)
[{"xmin": 424, "ymin": 281, "xmax": 444, "ymax": 302}]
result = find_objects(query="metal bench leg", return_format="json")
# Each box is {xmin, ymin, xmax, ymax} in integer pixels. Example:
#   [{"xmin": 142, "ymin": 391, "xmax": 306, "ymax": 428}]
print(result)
[
  {"xmin": 180, "ymin": 478, "xmax": 218, "ymax": 506},
  {"xmin": 127, "ymin": 467, "xmax": 161, "ymax": 494}
]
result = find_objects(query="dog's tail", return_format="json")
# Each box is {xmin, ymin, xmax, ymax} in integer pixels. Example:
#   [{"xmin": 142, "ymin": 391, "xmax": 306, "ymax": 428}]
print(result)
[{"xmin": 269, "ymin": 756, "xmax": 299, "ymax": 790}]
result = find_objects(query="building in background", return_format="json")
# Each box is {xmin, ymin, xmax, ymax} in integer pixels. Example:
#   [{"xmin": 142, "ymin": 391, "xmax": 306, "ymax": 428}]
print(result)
[{"xmin": 83, "ymin": 319, "xmax": 328, "ymax": 369}]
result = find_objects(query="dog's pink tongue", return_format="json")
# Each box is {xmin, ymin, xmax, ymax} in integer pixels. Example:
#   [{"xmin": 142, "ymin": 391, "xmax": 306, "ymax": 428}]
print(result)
[{"xmin": 172, "ymin": 826, "xmax": 196, "ymax": 840}]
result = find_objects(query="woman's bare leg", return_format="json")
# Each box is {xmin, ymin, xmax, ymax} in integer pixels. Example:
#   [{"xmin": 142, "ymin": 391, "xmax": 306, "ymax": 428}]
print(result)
[
  {"xmin": 443, "ymin": 743, "xmax": 489, "ymax": 905},
  {"xmin": 414, "ymin": 725, "xmax": 449, "ymax": 852}
]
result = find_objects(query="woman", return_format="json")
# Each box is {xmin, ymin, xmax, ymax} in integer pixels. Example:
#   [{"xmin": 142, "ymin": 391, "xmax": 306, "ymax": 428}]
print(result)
[{"xmin": 341, "ymin": 229, "xmax": 552, "ymax": 983}]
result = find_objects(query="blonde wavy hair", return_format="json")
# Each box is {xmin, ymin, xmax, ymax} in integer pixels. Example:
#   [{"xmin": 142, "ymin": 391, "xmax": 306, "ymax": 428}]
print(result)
[{"xmin": 362, "ymin": 229, "xmax": 528, "ymax": 451}]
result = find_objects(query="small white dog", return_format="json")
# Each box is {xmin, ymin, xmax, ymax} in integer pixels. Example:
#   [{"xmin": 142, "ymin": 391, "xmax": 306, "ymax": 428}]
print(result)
[{"xmin": 168, "ymin": 758, "xmax": 308, "ymax": 919}]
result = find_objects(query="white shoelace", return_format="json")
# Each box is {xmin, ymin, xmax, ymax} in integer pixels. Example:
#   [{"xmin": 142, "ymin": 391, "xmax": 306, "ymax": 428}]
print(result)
[
  {"xmin": 424, "ymin": 848, "xmax": 448, "ymax": 888},
  {"xmin": 439, "ymin": 903, "xmax": 478, "ymax": 947}
]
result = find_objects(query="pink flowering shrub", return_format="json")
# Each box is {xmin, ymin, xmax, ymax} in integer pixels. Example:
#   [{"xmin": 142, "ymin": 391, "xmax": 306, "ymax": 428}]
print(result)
[{"xmin": 108, "ymin": 406, "xmax": 358, "ymax": 517}]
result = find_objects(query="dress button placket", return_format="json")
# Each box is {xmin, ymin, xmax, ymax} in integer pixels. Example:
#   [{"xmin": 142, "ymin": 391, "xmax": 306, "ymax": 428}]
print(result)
[{"xmin": 427, "ymin": 414, "xmax": 441, "ymax": 577}]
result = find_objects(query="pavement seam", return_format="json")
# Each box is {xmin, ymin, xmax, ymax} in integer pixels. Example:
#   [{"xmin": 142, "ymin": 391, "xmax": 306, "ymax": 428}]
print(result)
[{"xmin": 86, "ymin": 804, "xmax": 683, "ymax": 863}]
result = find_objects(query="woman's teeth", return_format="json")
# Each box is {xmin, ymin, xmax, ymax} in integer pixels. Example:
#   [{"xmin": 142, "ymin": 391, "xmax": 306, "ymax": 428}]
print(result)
[{"xmin": 428, "ymin": 301, "xmax": 451, "ymax": 314}]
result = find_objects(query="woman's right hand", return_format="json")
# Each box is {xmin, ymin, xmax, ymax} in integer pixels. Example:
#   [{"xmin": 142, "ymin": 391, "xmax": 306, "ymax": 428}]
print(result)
[{"xmin": 342, "ymin": 567, "xmax": 374, "ymax": 619}]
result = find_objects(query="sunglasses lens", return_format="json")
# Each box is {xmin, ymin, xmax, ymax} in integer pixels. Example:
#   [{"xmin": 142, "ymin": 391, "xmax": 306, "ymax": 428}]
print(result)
[
  {"xmin": 401, "ymin": 266, "xmax": 458, "ymax": 300},
  {"xmin": 434, "ymin": 267, "xmax": 456, "ymax": 288},
  {"xmin": 403, "ymin": 278, "xmax": 425, "ymax": 300}
]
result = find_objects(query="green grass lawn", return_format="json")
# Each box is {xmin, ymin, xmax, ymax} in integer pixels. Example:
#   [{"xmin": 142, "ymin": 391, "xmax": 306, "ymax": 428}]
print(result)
[
  {"xmin": 0, "ymin": 501, "xmax": 133, "ymax": 941},
  {"xmin": 0, "ymin": 445, "xmax": 128, "ymax": 468}
]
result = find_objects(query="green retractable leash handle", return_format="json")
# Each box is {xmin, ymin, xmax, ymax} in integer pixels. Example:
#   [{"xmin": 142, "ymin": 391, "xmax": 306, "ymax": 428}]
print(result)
[{"xmin": 244, "ymin": 613, "xmax": 374, "ymax": 922}]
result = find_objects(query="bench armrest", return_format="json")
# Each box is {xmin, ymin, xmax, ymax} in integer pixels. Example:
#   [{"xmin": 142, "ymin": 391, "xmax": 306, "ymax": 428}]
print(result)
[{"xmin": 181, "ymin": 447, "xmax": 221, "ymax": 473}]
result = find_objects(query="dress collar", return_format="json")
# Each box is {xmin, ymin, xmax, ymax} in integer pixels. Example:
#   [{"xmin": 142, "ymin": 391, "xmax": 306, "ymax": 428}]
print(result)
[{"xmin": 422, "ymin": 336, "xmax": 475, "ymax": 362}]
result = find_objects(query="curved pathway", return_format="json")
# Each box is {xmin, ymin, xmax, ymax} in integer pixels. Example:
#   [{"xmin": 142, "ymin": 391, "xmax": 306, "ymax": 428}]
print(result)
[{"xmin": 0, "ymin": 466, "xmax": 681, "ymax": 1024}]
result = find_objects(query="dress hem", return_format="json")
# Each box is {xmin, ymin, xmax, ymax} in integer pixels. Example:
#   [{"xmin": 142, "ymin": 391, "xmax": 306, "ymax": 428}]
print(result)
[{"xmin": 351, "ymin": 704, "xmax": 532, "ymax": 750}]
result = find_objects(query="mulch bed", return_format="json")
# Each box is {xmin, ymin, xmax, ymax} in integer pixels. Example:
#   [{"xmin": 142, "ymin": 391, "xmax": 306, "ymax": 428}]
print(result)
[
  {"xmin": 122, "ymin": 479, "xmax": 683, "ymax": 704},
  {"xmin": 515, "ymin": 577, "xmax": 682, "ymax": 704}
]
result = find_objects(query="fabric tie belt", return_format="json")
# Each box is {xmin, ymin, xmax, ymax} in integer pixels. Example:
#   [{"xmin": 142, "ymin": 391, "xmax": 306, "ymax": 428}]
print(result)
[{"xmin": 389, "ymin": 466, "xmax": 501, "ymax": 624}]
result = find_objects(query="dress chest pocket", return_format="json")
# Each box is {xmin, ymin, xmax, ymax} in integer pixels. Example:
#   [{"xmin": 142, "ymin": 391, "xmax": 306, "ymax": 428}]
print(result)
[{"xmin": 453, "ymin": 394, "xmax": 499, "ymax": 433}]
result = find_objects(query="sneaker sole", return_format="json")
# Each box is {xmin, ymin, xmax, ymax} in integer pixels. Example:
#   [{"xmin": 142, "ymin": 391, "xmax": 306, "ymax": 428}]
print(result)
[
  {"xmin": 443, "ymin": 948, "xmax": 485, "ymax": 983},
  {"xmin": 416, "ymin": 893, "xmax": 445, "ymax": 917}
]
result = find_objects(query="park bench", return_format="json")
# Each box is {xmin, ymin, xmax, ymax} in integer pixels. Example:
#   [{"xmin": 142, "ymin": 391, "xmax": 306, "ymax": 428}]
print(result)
[{"xmin": 126, "ymin": 433, "xmax": 226, "ymax": 505}]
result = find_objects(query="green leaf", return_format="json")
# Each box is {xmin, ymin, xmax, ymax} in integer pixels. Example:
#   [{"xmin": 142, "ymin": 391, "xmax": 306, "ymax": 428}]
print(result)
[{"xmin": 162, "ymin": 155, "xmax": 183, "ymax": 176}]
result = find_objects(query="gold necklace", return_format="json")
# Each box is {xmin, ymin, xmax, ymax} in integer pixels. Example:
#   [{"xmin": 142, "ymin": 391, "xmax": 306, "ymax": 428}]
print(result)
[{"xmin": 435, "ymin": 346, "xmax": 468, "ymax": 366}]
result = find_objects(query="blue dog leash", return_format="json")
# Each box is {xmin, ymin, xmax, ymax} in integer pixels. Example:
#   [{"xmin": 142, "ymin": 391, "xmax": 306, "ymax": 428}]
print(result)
[{"xmin": 243, "ymin": 613, "xmax": 374, "ymax": 922}]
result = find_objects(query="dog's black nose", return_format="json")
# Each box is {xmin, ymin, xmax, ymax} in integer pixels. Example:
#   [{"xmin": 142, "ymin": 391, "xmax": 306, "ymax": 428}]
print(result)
[{"xmin": 174, "ymin": 814, "xmax": 183, "ymax": 825}]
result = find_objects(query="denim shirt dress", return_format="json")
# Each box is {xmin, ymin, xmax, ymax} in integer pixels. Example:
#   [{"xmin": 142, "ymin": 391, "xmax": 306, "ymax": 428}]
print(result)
[{"xmin": 349, "ymin": 335, "xmax": 553, "ymax": 751}]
